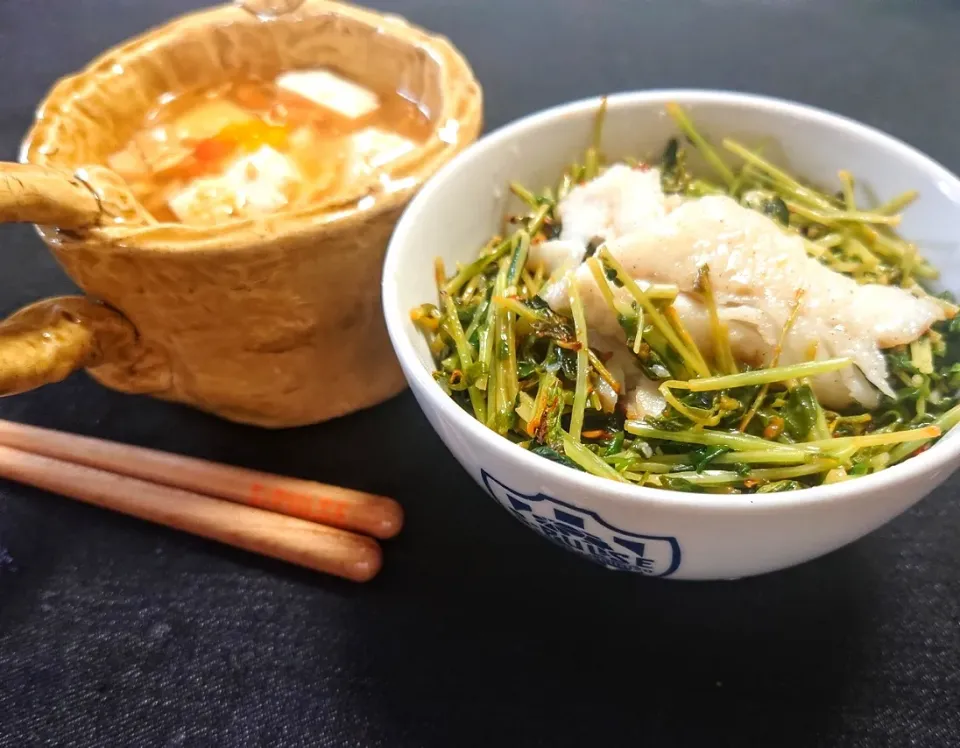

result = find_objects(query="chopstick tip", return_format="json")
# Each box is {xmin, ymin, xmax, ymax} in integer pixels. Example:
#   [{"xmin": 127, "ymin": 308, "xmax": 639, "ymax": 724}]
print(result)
[
  {"xmin": 369, "ymin": 498, "xmax": 405, "ymax": 539},
  {"xmin": 344, "ymin": 538, "xmax": 384, "ymax": 582}
]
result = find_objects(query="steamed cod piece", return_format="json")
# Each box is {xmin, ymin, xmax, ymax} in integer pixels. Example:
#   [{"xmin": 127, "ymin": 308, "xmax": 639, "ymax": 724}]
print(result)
[
  {"xmin": 552, "ymin": 164, "xmax": 675, "ymax": 247},
  {"xmin": 167, "ymin": 144, "xmax": 301, "ymax": 224},
  {"xmin": 546, "ymin": 187, "xmax": 946, "ymax": 410},
  {"xmin": 590, "ymin": 333, "xmax": 668, "ymax": 419},
  {"xmin": 531, "ymin": 164, "xmax": 679, "ymax": 287},
  {"xmin": 529, "ymin": 164, "xmax": 678, "ymax": 417}
]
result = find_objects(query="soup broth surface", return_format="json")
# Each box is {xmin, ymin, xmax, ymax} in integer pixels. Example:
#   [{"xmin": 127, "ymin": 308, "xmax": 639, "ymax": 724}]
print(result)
[{"xmin": 107, "ymin": 69, "xmax": 432, "ymax": 224}]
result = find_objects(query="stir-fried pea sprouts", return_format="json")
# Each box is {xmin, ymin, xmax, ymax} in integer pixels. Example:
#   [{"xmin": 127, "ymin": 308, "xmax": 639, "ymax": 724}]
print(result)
[{"xmin": 411, "ymin": 101, "xmax": 960, "ymax": 494}]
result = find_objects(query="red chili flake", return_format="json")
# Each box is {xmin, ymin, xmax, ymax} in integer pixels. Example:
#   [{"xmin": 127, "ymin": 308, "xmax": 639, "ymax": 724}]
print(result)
[
  {"xmin": 526, "ymin": 416, "xmax": 541, "ymax": 438},
  {"xmin": 581, "ymin": 430, "xmax": 610, "ymax": 440},
  {"xmin": 533, "ymin": 398, "xmax": 560, "ymax": 443},
  {"xmin": 763, "ymin": 417, "xmax": 784, "ymax": 440},
  {"xmin": 193, "ymin": 136, "xmax": 236, "ymax": 164}
]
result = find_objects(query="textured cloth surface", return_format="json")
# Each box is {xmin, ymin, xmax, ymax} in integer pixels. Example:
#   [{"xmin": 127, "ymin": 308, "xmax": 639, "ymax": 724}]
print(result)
[{"xmin": 1, "ymin": 1, "xmax": 959, "ymax": 746}]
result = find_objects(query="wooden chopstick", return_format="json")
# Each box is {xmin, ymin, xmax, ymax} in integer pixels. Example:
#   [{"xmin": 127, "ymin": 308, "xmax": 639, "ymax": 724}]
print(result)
[
  {"xmin": 0, "ymin": 419, "xmax": 403, "ymax": 539},
  {"xmin": 0, "ymin": 444, "xmax": 382, "ymax": 582}
]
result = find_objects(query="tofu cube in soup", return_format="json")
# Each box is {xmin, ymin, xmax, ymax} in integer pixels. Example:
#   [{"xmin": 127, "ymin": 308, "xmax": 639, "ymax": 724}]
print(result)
[
  {"xmin": 348, "ymin": 127, "xmax": 416, "ymax": 178},
  {"xmin": 275, "ymin": 69, "xmax": 380, "ymax": 120},
  {"xmin": 168, "ymin": 145, "xmax": 300, "ymax": 224}
]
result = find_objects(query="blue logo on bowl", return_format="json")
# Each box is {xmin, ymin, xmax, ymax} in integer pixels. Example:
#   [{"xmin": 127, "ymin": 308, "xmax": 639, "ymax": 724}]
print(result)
[{"xmin": 481, "ymin": 471, "xmax": 681, "ymax": 577}]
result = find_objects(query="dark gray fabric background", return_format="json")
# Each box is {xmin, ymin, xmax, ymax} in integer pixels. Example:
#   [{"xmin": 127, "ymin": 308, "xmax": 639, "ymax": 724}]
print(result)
[{"xmin": 1, "ymin": 1, "xmax": 959, "ymax": 746}]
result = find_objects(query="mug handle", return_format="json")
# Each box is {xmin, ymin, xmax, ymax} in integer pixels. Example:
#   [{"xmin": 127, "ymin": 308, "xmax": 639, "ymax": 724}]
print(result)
[
  {"xmin": 0, "ymin": 164, "xmax": 154, "ymax": 397},
  {"xmin": 0, "ymin": 297, "xmax": 138, "ymax": 396},
  {"xmin": 0, "ymin": 163, "xmax": 101, "ymax": 229}
]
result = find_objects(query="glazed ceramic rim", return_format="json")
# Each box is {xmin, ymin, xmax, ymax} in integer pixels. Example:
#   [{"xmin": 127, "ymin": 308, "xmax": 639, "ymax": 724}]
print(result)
[{"xmin": 383, "ymin": 88, "xmax": 960, "ymax": 511}]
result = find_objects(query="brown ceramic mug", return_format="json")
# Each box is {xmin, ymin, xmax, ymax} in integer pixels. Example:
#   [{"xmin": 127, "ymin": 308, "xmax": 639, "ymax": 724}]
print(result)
[{"xmin": 0, "ymin": 0, "xmax": 482, "ymax": 427}]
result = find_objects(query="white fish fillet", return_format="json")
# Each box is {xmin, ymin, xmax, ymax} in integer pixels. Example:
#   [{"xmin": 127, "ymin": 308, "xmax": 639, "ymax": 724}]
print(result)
[
  {"xmin": 588, "ymin": 333, "xmax": 667, "ymax": 420},
  {"xmin": 558, "ymin": 193, "xmax": 945, "ymax": 409},
  {"xmin": 530, "ymin": 166, "xmax": 668, "ymax": 275},
  {"xmin": 533, "ymin": 164, "xmax": 677, "ymax": 310},
  {"xmin": 555, "ymin": 164, "xmax": 671, "ymax": 247}
]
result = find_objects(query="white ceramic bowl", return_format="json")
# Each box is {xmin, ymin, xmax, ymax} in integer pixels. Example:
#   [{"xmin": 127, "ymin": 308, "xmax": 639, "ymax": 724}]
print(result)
[{"xmin": 382, "ymin": 89, "xmax": 960, "ymax": 580}]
